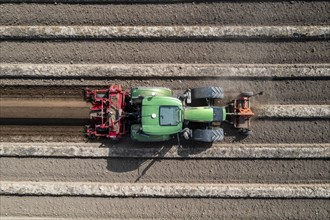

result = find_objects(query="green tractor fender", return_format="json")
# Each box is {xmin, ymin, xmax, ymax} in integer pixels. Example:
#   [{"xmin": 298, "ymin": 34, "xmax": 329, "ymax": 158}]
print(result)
[
  {"xmin": 130, "ymin": 124, "xmax": 171, "ymax": 142},
  {"xmin": 131, "ymin": 87, "xmax": 172, "ymax": 104}
]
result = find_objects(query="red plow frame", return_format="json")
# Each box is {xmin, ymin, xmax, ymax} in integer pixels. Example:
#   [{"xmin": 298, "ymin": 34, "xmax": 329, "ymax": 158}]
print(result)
[
  {"xmin": 226, "ymin": 94, "xmax": 255, "ymax": 134},
  {"xmin": 84, "ymin": 85, "xmax": 129, "ymax": 140}
]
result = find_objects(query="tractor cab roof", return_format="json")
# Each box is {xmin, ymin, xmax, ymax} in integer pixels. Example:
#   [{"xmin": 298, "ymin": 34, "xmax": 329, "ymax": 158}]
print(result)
[{"xmin": 141, "ymin": 96, "xmax": 183, "ymax": 136}]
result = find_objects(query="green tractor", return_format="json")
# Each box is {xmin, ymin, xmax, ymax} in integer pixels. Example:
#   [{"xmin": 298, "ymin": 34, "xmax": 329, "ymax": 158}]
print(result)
[{"xmin": 85, "ymin": 85, "xmax": 254, "ymax": 142}]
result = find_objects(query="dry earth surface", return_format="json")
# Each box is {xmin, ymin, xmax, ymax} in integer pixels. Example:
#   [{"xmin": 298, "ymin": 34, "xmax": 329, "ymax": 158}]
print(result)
[{"xmin": 0, "ymin": 0, "xmax": 329, "ymax": 219}]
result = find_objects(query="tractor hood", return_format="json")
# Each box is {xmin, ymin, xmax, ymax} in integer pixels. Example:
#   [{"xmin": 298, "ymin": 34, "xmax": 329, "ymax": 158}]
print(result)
[
  {"xmin": 141, "ymin": 96, "xmax": 183, "ymax": 135},
  {"xmin": 184, "ymin": 106, "xmax": 226, "ymax": 122}
]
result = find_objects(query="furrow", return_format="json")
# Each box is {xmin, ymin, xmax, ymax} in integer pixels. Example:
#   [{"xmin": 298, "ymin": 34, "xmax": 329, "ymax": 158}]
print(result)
[
  {"xmin": 1, "ymin": 197, "xmax": 328, "ymax": 219},
  {"xmin": 2, "ymin": 26, "xmax": 329, "ymax": 40},
  {"xmin": 0, "ymin": 99, "xmax": 89, "ymax": 119},
  {"xmin": 258, "ymin": 105, "xmax": 330, "ymax": 118},
  {"xmin": 1, "ymin": 142, "xmax": 329, "ymax": 159},
  {"xmin": 1, "ymin": 80, "xmax": 329, "ymax": 106},
  {"xmin": 1, "ymin": 64, "xmax": 329, "ymax": 78},
  {"xmin": 2, "ymin": 41, "xmax": 328, "ymax": 64},
  {"xmin": 1, "ymin": 181, "xmax": 329, "ymax": 198},
  {"xmin": 1, "ymin": 157, "xmax": 329, "ymax": 184},
  {"xmin": 1, "ymin": 1, "xmax": 329, "ymax": 26}
]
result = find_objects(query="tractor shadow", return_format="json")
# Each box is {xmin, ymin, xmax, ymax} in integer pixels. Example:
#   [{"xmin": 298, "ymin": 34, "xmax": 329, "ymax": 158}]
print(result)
[
  {"xmin": 176, "ymin": 140, "xmax": 213, "ymax": 157},
  {"xmin": 93, "ymin": 138, "xmax": 212, "ymax": 182},
  {"xmin": 221, "ymin": 122, "xmax": 251, "ymax": 143},
  {"xmin": 87, "ymin": 122, "xmax": 248, "ymax": 183},
  {"xmin": 96, "ymin": 139, "xmax": 172, "ymax": 178}
]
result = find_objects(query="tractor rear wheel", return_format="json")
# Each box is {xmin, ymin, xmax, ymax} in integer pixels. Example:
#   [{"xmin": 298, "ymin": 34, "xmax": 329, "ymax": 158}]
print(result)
[
  {"xmin": 240, "ymin": 91, "xmax": 254, "ymax": 97},
  {"xmin": 191, "ymin": 87, "xmax": 224, "ymax": 99},
  {"xmin": 191, "ymin": 128, "xmax": 224, "ymax": 142}
]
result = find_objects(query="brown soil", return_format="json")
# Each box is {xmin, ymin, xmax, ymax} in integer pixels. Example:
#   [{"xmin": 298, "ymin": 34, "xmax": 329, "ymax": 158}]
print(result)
[
  {"xmin": 1, "ymin": 0, "xmax": 329, "ymax": 219},
  {"xmin": 2, "ymin": 41, "xmax": 329, "ymax": 64},
  {"xmin": 0, "ymin": 125, "xmax": 85, "ymax": 142},
  {"xmin": 1, "ymin": 2, "xmax": 329, "ymax": 26},
  {"xmin": 1, "ymin": 157, "xmax": 329, "ymax": 184},
  {"xmin": 1, "ymin": 196, "xmax": 329, "ymax": 219},
  {"xmin": 1, "ymin": 79, "xmax": 330, "ymax": 105}
]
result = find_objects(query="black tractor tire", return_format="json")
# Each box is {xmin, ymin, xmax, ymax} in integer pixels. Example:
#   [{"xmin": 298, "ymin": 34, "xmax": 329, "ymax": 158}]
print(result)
[
  {"xmin": 191, "ymin": 87, "xmax": 224, "ymax": 99},
  {"xmin": 191, "ymin": 128, "xmax": 224, "ymax": 143},
  {"xmin": 182, "ymin": 128, "xmax": 191, "ymax": 140},
  {"xmin": 241, "ymin": 91, "xmax": 254, "ymax": 97},
  {"xmin": 241, "ymin": 129, "xmax": 253, "ymax": 136}
]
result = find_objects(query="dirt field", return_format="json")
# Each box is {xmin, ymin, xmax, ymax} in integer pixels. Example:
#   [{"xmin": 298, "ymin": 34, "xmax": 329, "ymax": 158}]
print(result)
[
  {"xmin": 1, "ymin": 2, "xmax": 329, "ymax": 26},
  {"xmin": 2, "ymin": 41, "xmax": 330, "ymax": 64},
  {"xmin": 0, "ymin": 0, "xmax": 329, "ymax": 219}
]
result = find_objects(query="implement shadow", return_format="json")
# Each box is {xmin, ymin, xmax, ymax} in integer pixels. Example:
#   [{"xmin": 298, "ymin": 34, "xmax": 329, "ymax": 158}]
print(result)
[
  {"xmin": 97, "ymin": 138, "xmax": 174, "ymax": 182},
  {"xmin": 95, "ymin": 137, "xmax": 213, "ymax": 182},
  {"xmin": 220, "ymin": 122, "xmax": 250, "ymax": 143}
]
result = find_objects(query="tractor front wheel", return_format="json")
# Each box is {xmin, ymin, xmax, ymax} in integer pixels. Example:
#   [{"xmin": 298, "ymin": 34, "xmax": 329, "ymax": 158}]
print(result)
[
  {"xmin": 191, "ymin": 87, "xmax": 224, "ymax": 99},
  {"xmin": 191, "ymin": 128, "xmax": 224, "ymax": 142}
]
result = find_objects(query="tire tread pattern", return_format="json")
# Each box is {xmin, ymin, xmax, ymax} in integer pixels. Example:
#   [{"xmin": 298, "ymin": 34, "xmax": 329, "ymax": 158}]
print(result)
[
  {"xmin": 211, "ymin": 87, "xmax": 224, "ymax": 98},
  {"xmin": 212, "ymin": 128, "xmax": 224, "ymax": 142},
  {"xmin": 191, "ymin": 86, "xmax": 224, "ymax": 99}
]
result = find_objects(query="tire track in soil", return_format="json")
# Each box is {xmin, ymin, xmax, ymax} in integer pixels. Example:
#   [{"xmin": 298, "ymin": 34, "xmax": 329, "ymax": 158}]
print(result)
[{"xmin": 1, "ymin": 119, "xmax": 329, "ymax": 143}]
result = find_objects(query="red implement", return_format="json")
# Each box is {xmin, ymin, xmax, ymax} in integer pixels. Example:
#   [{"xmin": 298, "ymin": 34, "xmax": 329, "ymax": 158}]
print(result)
[
  {"xmin": 84, "ymin": 85, "xmax": 129, "ymax": 140},
  {"xmin": 226, "ymin": 93, "xmax": 255, "ymax": 134}
]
